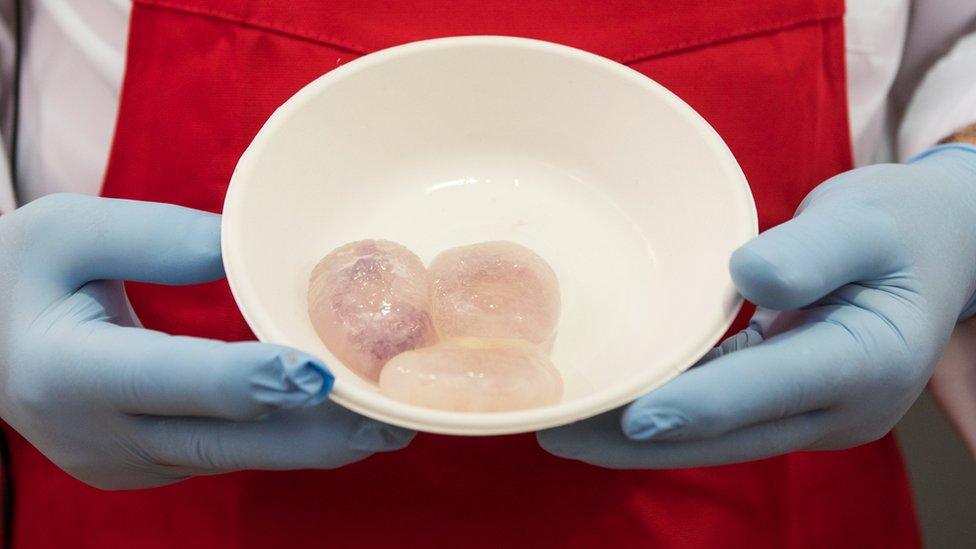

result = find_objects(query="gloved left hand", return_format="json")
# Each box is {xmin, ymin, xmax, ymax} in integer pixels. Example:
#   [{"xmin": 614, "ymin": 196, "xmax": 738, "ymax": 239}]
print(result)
[
  {"xmin": 538, "ymin": 144, "xmax": 976, "ymax": 468},
  {"xmin": 0, "ymin": 194, "xmax": 414, "ymax": 490}
]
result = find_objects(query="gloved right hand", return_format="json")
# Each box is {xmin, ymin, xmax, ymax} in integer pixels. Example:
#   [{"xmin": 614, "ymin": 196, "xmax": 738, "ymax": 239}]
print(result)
[{"xmin": 0, "ymin": 193, "xmax": 414, "ymax": 490}]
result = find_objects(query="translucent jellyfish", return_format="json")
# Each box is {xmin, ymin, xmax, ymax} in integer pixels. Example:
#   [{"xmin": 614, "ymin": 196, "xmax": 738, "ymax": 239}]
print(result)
[
  {"xmin": 429, "ymin": 241, "xmax": 560, "ymax": 348},
  {"xmin": 379, "ymin": 337, "xmax": 563, "ymax": 412},
  {"xmin": 307, "ymin": 240, "xmax": 436, "ymax": 382}
]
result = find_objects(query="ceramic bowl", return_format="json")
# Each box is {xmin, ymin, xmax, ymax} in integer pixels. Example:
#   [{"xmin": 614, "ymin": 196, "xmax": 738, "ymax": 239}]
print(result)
[{"xmin": 222, "ymin": 36, "xmax": 757, "ymax": 435}]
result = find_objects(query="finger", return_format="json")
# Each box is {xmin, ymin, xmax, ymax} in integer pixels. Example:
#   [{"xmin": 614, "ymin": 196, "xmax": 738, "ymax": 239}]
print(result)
[
  {"xmin": 621, "ymin": 312, "xmax": 859, "ymax": 442},
  {"xmin": 68, "ymin": 321, "xmax": 333, "ymax": 420},
  {"xmin": 537, "ymin": 407, "xmax": 830, "ymax": 469},
  {"xmin": 135, "ymin": 405, "xmax": 415, "ymax": 473},
  {"xmin": 729, "ymin": 198, "xmax": 901, "ymax": 310},
  {"xmin": 24, "ymin": 193, "xmax": 223, "ymax": 290}
]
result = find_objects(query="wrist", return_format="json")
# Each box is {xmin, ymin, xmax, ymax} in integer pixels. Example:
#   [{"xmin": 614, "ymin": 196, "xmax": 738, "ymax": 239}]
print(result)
[
  {"xmin": 907, "ymin": 142, "xmax": 976, "ymax": 165},
  {"xmin": 938, "ymin": 123, "xmax": 976, "ymax": 147}
]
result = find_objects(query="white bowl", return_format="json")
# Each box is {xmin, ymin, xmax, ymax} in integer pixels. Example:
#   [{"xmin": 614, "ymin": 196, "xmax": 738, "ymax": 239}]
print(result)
[{"xmin": 222, "ymin": 36, "xmax": 757, "ymax": 435}]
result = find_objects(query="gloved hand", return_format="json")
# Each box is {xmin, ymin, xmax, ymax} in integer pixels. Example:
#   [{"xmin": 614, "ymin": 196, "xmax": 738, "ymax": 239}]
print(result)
[
  {"xmin": 538, "ymin": 144, "xmax": 976, "ymax": 468},
  {"xmin": 0, "ymin": 194, "xmax": 414, "ymax": 489}
]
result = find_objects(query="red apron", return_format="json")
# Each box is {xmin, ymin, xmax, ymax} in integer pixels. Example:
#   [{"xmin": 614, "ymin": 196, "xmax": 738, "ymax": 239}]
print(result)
[{"xmin": 3, "ymin": 1, "xmax": 921, "ymax": 547}]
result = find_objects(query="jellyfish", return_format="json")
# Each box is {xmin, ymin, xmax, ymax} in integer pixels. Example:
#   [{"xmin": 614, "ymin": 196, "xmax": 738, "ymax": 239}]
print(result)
[
  {"xmin": 307, "ymin": 239, "xmax": 436, "ymax": 382},
  {"xmin": 428, "ymin": 241, "xmax": 561, "ymax": 348},
  {"xmin": 379, "ymin": 337, "xmax": 563, "ymax": 412}
]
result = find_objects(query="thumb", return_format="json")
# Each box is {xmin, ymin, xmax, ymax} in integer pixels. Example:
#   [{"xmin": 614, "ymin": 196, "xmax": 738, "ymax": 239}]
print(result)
[{"xmin": 729, "ymin": 200, "xmax": 899, "ymax": 310}]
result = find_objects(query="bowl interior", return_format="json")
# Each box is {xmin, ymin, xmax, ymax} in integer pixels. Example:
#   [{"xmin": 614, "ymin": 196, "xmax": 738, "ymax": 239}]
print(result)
[{"xmin": 222, "ymin": 37, "xmax": 756, "ymax": 435}]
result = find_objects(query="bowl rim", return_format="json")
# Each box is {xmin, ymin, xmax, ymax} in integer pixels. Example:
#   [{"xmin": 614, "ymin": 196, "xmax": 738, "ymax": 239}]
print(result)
[{"xmin": 222, "ymin": 35, "xmax": 758, "ymax": 435}]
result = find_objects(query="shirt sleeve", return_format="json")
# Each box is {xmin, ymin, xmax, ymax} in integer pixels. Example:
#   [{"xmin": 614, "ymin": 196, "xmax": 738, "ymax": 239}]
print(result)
[
  {"xmin": 895, "ymin": 1, "xmax": 976, "ymax": 160},
  {"xmin": 0, "ymin": 0, "xmax": 16, "ymax": 213}
]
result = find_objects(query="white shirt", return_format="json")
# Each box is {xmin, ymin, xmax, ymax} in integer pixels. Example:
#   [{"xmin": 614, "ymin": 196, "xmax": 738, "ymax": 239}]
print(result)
[{"xmin": 1, "ymin": 0, "xmax": 976, "ymax": 212}]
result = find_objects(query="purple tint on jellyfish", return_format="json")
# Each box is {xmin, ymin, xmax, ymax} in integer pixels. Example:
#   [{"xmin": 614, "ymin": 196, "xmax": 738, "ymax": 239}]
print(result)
[{"xmin": 308, "ymin": 239, "xmax": 436, "ymax": 381}]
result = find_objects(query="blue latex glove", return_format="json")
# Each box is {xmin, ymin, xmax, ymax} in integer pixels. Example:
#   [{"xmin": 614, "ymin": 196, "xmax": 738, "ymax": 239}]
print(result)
[
  {"xmin": 538, "ymin": 144, "xmax": 976, "ymax": 468},
  {"xmin": 0, "ymin": 194, "xmax": 413, "ymax": 489}
]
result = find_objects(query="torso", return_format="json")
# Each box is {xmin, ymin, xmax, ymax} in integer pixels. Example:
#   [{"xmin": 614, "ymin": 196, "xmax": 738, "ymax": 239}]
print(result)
[
  {"xmin": 5, "ymin": 1, "xmax": 922, "ymax": 548},
  {"xmin": 13, "ymin": 0, "xmax": 913, "ymax": 203}
]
